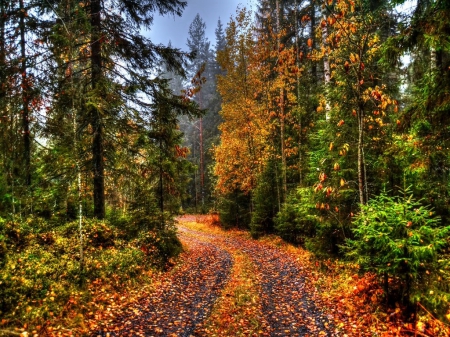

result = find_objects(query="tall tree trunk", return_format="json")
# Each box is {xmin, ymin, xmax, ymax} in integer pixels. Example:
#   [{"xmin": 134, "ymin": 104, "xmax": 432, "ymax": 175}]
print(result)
[
  {"xmin": 321, "ymin": 7, "xmax": 331, "ymax": 121},
  {"xmin": 73, "ymin": 92, "xmax": 84, "ymax": 270},
  {"xmin": 193, "ymin": 127, "xmax": 198, "ymax": 213},
  {"xmin": 357, "ymin": 103, "xmax": 368, "ymax": 205},
  {"xmin": 276, "ymin": 0, "xmax": 287, "ymax": 198},
  {"xmin": 357, "ymin": 109, "xmax": 365, "ymax": 205},
  {"xmin": 310, "ymin": 0, "xmax": 317, "ymax": 80},
  {"xmin": 90, "ymin": 0, "xmax": 105, "ymax": 219},
  {"xmin": 19, "ymin": 0, "xmax": 30, "ymax": 187},
  {"xmin": 199, "ymin": 116, "xmax": 204, "ymax": 209},
  {"xmin": 159, "ymin": 137, "xmax": 164, "ymax": 213},
  {"xmin": 295, "ymin": 0, "xmax": 302, "ymax": 185}
]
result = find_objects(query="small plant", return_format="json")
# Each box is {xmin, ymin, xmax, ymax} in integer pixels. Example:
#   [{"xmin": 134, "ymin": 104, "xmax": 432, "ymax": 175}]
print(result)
[{"xmin": 346, "ymin": 189, "xmax": 450, "ymax": 310}]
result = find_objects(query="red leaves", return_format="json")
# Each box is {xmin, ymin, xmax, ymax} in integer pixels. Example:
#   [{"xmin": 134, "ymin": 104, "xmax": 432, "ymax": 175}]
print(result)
[{"xmin": 372, "ymin": 90, "xmax": 382, "ymax": 101}]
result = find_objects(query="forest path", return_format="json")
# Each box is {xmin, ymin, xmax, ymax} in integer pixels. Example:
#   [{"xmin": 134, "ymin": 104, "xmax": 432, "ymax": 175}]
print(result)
[{"xmin": 92, "ymin": 216, "xmax": 338, "ymax": 336}]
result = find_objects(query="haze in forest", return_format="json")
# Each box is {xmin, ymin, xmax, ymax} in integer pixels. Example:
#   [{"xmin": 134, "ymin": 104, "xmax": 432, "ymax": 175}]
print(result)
[{"xmin": 148, "ymin": 0, "xmax": 248, "ymax": 49}]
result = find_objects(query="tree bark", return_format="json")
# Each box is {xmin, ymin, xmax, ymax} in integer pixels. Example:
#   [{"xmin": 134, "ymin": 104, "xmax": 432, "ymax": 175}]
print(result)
[
  {"xmin": 310, "ymin": 0, "xmax": 317, "ymax": 80},
  {"xmin": 90, "ymin": 0, "xmax": 105, "ymax": 219},
  {"xmin": 159, "ymin": 137, "xmax": 164, "ymax": 213},
  {"xmin": 295, "ymin": 0, "xmax": 302, "ymax": 185},
  {"xmin": 199, "ymin": 116, "xmax": 204, "ymax": 208},
  {"xmin": 357, "ymin": 104, "xmax": 367, "ymax": 205},
  {"xmin": 321, "ymin": 8, "xmax": 331, "ymax": 121},
  {"xmin": 276, "ymin": 0, "xmax": 287, "ymax": 198},
  {"xmin": 19, "ymin": 0, "xmax": 30, "ymax": 187}
]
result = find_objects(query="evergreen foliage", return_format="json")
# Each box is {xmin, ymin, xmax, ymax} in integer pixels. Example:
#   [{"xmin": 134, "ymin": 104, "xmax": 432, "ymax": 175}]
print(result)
[{"xmin": 346, "ymin": 189, "xmax": 450, "ymax": 309}]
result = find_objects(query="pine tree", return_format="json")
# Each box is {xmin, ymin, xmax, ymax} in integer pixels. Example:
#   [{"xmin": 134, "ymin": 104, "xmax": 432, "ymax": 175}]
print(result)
[
  {"xmin": 185, "ymin": 13, "xmax": 212, "ymax": 211},
  {"xmin": 75, "ymin": 0, "xmax": 194, "ymax": 219}
]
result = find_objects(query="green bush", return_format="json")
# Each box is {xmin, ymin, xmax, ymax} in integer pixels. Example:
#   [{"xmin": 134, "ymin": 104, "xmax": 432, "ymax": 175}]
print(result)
[
  {"xmin": 134, "ymin": 214, "xmax": 182, "ymax": 264},
  {"xmin": 346, "ymin": 189, "xmax": 450, "ymax": 308},
  {"xmin": 217, "ymin": 190, "xmax": 252, "ymax": 230},
  {"xmin": 0, "ymin": 213, "xmax": 182, "ymax": 323},
  {"xmin": 250, "ymin": 161, "xmax": 279, "ymax": 238},
  {"xmin": 275, "ymin": 188, "xmax": 319, "ymax": 244}
]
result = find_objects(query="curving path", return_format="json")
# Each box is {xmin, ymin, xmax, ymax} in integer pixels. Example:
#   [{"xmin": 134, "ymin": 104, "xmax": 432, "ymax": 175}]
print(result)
[{"xmin": 93, "ymin": 217, "xmax": 338, "ymax": 336}]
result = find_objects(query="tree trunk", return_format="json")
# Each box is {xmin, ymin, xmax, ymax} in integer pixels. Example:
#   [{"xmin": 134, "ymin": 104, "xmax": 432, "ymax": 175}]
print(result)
[
  {"xmin": 19, "ymin": 0, "xmax": 30, "ymax": 187},
  {"xmin": 159, "ymin": 137, "xmax": 164, "ymax": 213},
  {"xmin": 193, "ymin": 127, "xmax": 198, "ymax": 213},
  {"xmin": 90, "ymin": 0, "xmax": 105, "ymax": 219},
  {"xmin": 310, "ymin": 0, "xmax": 317, "ymax": 80},
  {"xmin": 357, "ymin": 104, "xmax": 367, "ymax": 205},
  {"xmin": 321, "ymin": 9, "xmax": 331, "ymax": 121},
  {"xmin": 295, "ymin": 0, "xmax": 302, "ymax": 185},
  {"xmin": 199, "ymin": 116, "xmax": 204, "ymax": 209},
  {"xmin": 276, "ymin": 0, "xmax": 287, "ymax": 198}
]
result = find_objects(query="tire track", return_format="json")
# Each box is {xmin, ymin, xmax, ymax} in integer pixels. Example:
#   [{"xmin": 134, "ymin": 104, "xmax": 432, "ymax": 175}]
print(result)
[
  {"xmin": 178, "ymin": 220, "xmax": 337, "ymax": 336},
  {"xmin": 92, "ymin": 234, "xmax": 232, "ymax": 337}
]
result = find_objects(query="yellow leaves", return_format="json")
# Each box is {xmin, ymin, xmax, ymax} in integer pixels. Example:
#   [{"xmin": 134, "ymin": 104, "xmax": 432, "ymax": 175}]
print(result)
[
  {"xmin": 349, "ymin": 53, "xmax": 359, "ymax": 63},
  {"xmin": 329, "ymin": 142, "xmax": 334, "ymax": 151},
  {"xmin": 340, "ymin": 178, "xmax": 346, "ymax": 187},
  {"xmin": 339, "ymin": 143, "xmax": 349, "ymax": 156}
]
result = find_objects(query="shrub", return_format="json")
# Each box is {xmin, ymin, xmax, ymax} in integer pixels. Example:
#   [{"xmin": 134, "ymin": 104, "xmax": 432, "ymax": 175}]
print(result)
[
  {"xmin": 275, "ymin": 188, "xmax": 319, "ymax": 244},
  {"xmin": 250, "ymin": 161, "xmax": 279, "ymax": 238},
  {"xmin": 217, "ymin": 190, "xmax": 252, "ymax": 230},
  {"xmin": 346, "ymin": 189, "xmax": 450, "ymax": 309}
]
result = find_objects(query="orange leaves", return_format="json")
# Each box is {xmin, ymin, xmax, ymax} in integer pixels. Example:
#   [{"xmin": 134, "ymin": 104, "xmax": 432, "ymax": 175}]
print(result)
[
  {"xmin": 344, "ymin": 61, "xmax": 350, "ymax": 73},
  {"xmin": 174, "ymin": 145, "xmax": 188, "ymax": 158},
  {"xmin": 371, "ymin": 89, "xmax": 382, "ymax": 101},
  {"xmin": 307, "ymin": 38, "xmax": 313, "ymax": 48},
  {"xmin": 301, "ymin": 15, "xmax": 311, "ymax": 23}
]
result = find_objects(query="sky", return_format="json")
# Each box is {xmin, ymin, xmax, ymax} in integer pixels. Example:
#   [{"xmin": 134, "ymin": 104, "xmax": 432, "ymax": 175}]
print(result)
[{"xmin": 147, "ymin": 0, "xmax": 253, "ymax": 51}]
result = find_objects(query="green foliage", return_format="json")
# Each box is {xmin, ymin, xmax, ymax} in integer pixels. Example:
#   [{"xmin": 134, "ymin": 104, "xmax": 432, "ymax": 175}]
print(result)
[
  {"xmin": 131, "ymin": 212, "xmax": 183, "ymax": 264},
  {"xmin": 346, "ymin": 189, "xmax": 450, "ymax": 307},
  {"xmin": 217, "ymin": 190, "xmax": 252, "ymax": 230},
  {"xmin": 274, "ymin": 188, "xmax": 319, "ymax": 244},
  {"xmin": 0, "ymin": 214, "xmax": 181, "ymax": 321},
  {"xmin": 250, "ymin": 161, "xmax": 279, "ymax": 238}
]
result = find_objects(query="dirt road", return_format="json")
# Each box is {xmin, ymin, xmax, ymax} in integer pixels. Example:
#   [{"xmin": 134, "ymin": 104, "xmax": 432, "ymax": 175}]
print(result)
[{"xmin": 93, "ymin": 216, "xmax": 337, "ymax": 336}]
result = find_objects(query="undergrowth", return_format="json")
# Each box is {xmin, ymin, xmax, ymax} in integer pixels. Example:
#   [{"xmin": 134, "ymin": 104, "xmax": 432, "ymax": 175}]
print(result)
[{"xmin": 0, "ymin": 214, "xmax": 181, "ymax": 336}]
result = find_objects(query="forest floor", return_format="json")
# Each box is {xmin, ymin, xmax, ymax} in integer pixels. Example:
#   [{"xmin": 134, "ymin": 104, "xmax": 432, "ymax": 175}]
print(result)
[{"xmin": 87, "ymin": 215, "xmax": 441, "ymax": 337}]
